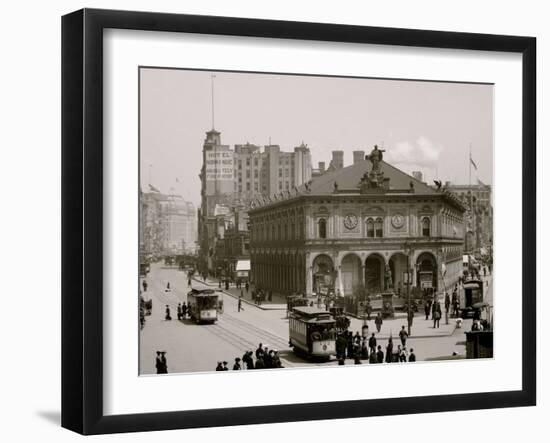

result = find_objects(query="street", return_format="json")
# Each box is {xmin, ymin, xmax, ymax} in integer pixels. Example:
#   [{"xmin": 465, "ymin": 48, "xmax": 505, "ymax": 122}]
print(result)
[{"xmin": 140, "ymin": 262, "xmax": 492, "ymax": 374}]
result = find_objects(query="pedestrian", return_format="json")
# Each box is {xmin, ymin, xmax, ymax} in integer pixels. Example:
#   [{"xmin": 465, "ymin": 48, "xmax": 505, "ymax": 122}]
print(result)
[
  {"xmin": 445, "ymin": 292, "xmax": 451, "ymax": 313},
  {"xmin": 222, "ymin": 361, "xmax": 229, "ymax": 371},
  {"xmin": 181, "ymin": 301, "xmax": 187, "ymax": 319},
  {"xmin": 361, "ymin": 338, "xmax": 369, "ymax": 359},
  {"xmin": 424, "ymin": 300, "xmax": 431, "ymax": 320},
  {"xmin": 218, "ymin": 279, "xmax": 222, "ymax": 289},
  {"xmin": 338, "ymin": 358, "xmax": 345, "ymax": 365},
  {"xmin": 453, "ymin": 300, "xmax": 459, "ymax": 318},
  {"xmin": 375, "ymin": 312, "xmax": 383, "ymax": 333},
  {"xmin": 399, "ymin": 325, "xmax": 408, "ymax": 347},
  {"xmin": 255, "ymin": 357, "xmax": 265, "ymax": 369},
  {"xmin": 353, "ymin": 331, "xmax": 361, "ymax": 345},
  {"xmin": 366, "ymin": 300, "xmax": 372, "ymax": 320},
  {"xmin": 336, "ymin": 333, "xmax": 347, "ymax": 360},
  {"xmin": 368, "ymin": 333, "xmax": 377, "ymax": 354},
  {"xmin": 385, "ymin": 337, "xmax": 394, "ymax": 363},
  {"xmin": 264, "ymin": 349, "xmax": 273, "ymax": 368},
  {"xmin": 369, "ymin": 348, "xmax": 377, "ymax": 364},
  {"xmin": 238, "ymin": 296, "xmax": 243, "ymax": 312},
  {"xmin": 245, "ymin": 282, "xmax": 249, "ymax": 293},
  {"xmin": 225, "ymin": 280, "xmax": 229, "ymax": 291},
  {"xmin": 177, "ymin": 303, "xmax": 182, "ymax": 321},
  {"xmin": 215, "ymin": 361, "xmax": 223, "ymax": 371},
  {"xmin": 376, "ymin": 345, "xmax": 384, "ymax": 363},
  {"xmin": 166, "ymin": 282, "xmax": 171, "ymax": 292},
  {"xmin": 233, "ymin": 358, "xmax": 241, "ymax": 370},
  {"xmin": 268, "ymin": 290, "xmax": 273, "ymax": 302},
  {"xmin": 399, "ymin": 346, "xmax": 408, "ymax": 362},
  {"xmin": 272, "ymin": 350, "xmax": 282, "ymax": 368},
  {"xmin": 155, "ymin": 351, "xmax": 163, "ymax": 374},
  {"xmin": 156, "ymin": 351, "xmax": 167, "ymax": 374},
  {"xmin": 408, "ymin": 348, "xmax": 416, "ymax": 362},
  {"xmin": 142, "ymin": 280, "xmax": 148, "ymax": 292},
  {"xmin": 433, "ymin": 304, "xmax": 441, "ymax": 328},
  {"xmin": 165, "ymin": 305, "xmax": 172, "ymax": 321},
  {"xmin": 255, "ymin": 343, "xmax": 264, "ymax": 360},
  {"xmin": 347, "ymin": 331, "xmax": 354, "ymax": 359},
  {"xmin": 408, "ymin": 309, "xmax": 414, "ymax": 328}
]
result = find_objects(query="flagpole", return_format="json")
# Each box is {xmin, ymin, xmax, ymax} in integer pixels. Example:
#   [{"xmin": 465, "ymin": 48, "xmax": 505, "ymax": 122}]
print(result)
[
  {"xmin": 468, "ymin": 142, "xmax": 474, "ymax": 252},
  {"xmin": 211, "ymin": 74, "xmax": 216, "ymax": 130}
]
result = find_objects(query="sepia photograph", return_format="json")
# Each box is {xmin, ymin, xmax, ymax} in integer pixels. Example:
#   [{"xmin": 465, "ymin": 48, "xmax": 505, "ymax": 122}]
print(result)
[{"xmin": 138, "ymin": 67, "xmax": 494, "ymax": 375}]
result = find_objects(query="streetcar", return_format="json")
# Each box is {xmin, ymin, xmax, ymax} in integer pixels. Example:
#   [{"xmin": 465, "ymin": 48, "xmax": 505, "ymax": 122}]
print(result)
[
  {"xmin": 460, "ymin": 278, "xmax": 484, "ymax": 318},
  {"xmin": 187, "ymin": 289, "xmax": 222, "ymax": 324},
  {"xmin": 289, "ymin": 306, "xmax": 336, "ymax": 360}
]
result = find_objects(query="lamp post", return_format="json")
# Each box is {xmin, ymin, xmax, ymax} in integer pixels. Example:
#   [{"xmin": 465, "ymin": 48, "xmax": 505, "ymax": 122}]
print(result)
[{"xmin": 403, "ymin": 241, "xmax": 413, "ymax": 336}]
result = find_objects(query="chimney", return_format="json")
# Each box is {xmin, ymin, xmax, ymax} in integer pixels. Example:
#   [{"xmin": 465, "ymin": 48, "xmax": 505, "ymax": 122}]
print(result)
[
  {"xmin": 318, "ymin": 161, "xmax": 325, "ymax": 173},
  {"xmin": 412, "ymin": 171, "xmax": 423, "ymax": 182},
  {"xmin": 331, "ymin": 150, "xmax": 344, "ymax": 169},
  {"xmin": 353, "ymin": 150, "xmax": 365, "ymax": 165}
]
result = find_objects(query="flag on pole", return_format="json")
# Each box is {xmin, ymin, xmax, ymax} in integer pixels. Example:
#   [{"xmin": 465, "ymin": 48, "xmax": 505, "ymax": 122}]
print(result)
[
  {"xmin": 470, "ymin": 155, "xmax": 478, "ymax": 170},
  {"xmin": 148, "ymin": 184, "xmax": 160, "ymax": 193}
]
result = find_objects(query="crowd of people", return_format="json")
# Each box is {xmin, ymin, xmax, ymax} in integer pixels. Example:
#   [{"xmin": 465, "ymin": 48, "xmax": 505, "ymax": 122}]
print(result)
[
  {"xmin": 215, "ymin": 343, "xmax": 284, "ymax": 371},
  {"xmin": 335, "ymin": 325, "xmax": 416, "ymax": 365}
]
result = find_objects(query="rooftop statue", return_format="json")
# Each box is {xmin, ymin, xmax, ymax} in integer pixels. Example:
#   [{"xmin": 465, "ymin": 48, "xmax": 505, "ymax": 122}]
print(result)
[{"xmin": 365, "ymin": 145, "xmax": 385, "ymax": 173}]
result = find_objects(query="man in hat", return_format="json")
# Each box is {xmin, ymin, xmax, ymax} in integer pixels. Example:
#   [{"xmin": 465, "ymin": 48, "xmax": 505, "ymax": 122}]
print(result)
[
  {"xmin": 408, "ymin": 348, "xmax": 416, "ymax": 362},
  {"xmin": 215, "ymin": 361, "xmax": 223, "ymax": 371},
  {"xmin": 156, "ymin": 351, "xmax": 167, "ymax": 374},
  {"xmin": 222, "ymin": 361, "xmax": 229, "ymax": 371},
  {"xmin": 233, "ymin": 358, "xmax": 241, "ymax": 370},
  {"xmin": 165, "ymin": 305, "xmax": 172, "ymax": 321},
  {"xmin": 376, "ymin": 345, "xmax": 384, "ymax": 363}
]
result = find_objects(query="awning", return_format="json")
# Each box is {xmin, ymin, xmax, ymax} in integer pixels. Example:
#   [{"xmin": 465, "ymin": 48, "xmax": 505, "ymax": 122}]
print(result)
[{"xmin": 236, "ymin": 260, "xmax": 250, "ymax": 271}]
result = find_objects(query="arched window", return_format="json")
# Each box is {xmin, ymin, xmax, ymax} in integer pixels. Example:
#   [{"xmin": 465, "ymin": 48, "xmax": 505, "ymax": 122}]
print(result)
[
  {"xmin": 318, "ymin": 218, "xmax": 327, "ymax": 239},
  {"xmin": 375, "ymin": 217, "xmax": 384, "ymax": 237},
  {"xmin": 366, "ymin": 218, "xmax": 374, "ymax": 238},
  {"xmin": 422, "ymin": 217, "xmax": 431, "ymax": 237}
]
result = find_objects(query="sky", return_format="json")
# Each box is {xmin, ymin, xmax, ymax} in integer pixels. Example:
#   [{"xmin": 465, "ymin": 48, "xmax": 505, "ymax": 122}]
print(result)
[{"xmin": 140, "ymin": 68, "xmax": 493, "ymax": 207}]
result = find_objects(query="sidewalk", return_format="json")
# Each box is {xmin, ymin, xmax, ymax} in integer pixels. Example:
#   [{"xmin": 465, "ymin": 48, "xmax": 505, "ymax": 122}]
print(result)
[
  {"xmin": 346, "ymin": 313, "xmax": 464, "ymax": 340},
  {"xmin": 191, "ymin": 277, "xmax": 288, "ymax": 310}
]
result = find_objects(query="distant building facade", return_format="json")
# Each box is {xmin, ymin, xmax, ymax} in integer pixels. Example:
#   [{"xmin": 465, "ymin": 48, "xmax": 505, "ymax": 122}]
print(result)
[
  {"xmin": 249, "ymin": 150, "xmax": 467, "ymax": 297},
  {"xmin": 198, "ymin": 129, "xmax": 313, "ymax": 272},
  {"xmin": 140, "ymin": 191, "xmax": 197, "ymax": 256},
  {"xmin": 444, "ymin": 182, "xmax": 493, "ymax": 253}
]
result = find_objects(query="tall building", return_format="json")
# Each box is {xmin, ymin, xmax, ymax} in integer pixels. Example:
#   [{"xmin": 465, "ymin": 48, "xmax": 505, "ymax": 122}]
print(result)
[
  {"xmin": 198, "ymin": 129, "xmax": 313, "ymax": 272},
  {"xmin": 444, "ymin": 182, "xmax": 493, "ymax": 253},
  {"xmin": 140, "ymin": 191, "xmax": 197, "ymax": 256}
]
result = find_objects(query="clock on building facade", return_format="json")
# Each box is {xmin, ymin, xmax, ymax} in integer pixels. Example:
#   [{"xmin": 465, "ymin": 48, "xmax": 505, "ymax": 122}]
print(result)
[
  {"xmin": 343, "ymin": 213, "xmax": 358, "ymax": 230},
  {"xmin": 391, "ymin": 213, "xmax": 405, "ymax": 229}
]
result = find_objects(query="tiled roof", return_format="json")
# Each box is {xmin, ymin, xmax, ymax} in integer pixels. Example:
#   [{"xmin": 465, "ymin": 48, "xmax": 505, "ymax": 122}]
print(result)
[{"xmin": 302, "ymin": 159, "xmax": 436, "ymax": 195}]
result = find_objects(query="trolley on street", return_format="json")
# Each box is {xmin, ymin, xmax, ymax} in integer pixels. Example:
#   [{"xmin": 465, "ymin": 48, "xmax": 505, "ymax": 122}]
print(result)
[
  {"xmin": 460, "ymin": 278, "xmax": 484, "ymax": 318},
  {"xmin": 289, "ymin": 306, "xmax": 336, "ymax": 360},
  {"xmin": 187, "ymin": 289, "xmax": 222, "ymax": 324}
]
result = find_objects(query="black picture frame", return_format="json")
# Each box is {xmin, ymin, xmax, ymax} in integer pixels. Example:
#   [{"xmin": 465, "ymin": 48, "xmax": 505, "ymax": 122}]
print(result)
[{"xmin": 62, "ymin": 8, "xmax": 536, "ymax": 435}]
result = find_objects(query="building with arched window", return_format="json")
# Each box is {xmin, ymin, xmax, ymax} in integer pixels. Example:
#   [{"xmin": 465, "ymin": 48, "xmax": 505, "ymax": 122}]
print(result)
[{"xmin": 248, "ymin": 150, "xmax": 467, "ymax": 297}]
